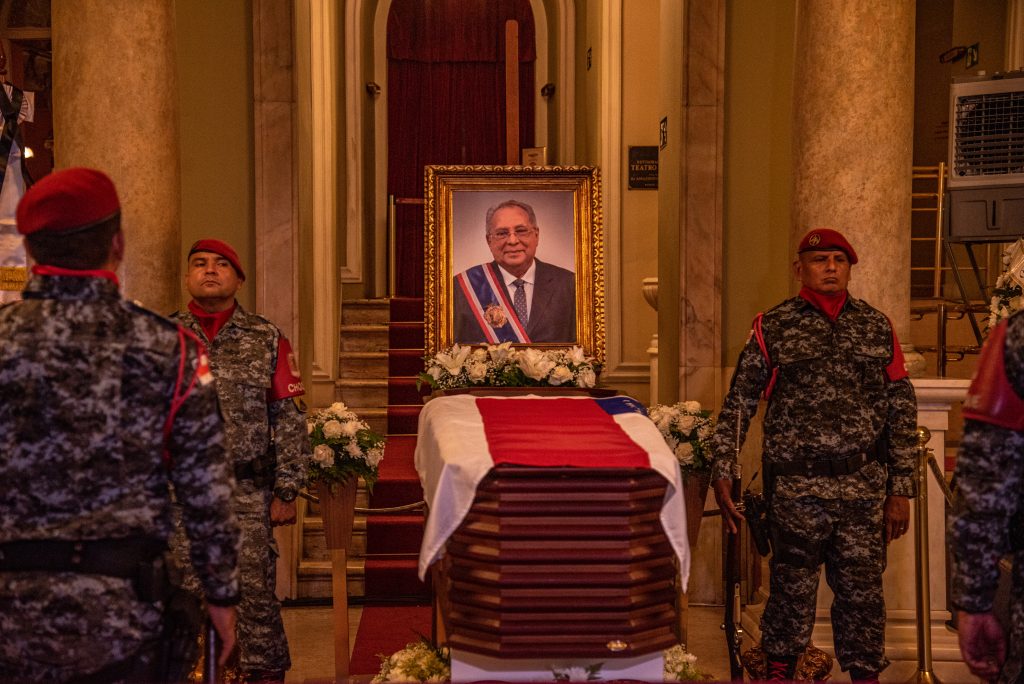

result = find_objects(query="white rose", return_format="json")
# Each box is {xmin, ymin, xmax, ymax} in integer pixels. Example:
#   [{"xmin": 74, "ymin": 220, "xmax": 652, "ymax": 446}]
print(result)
[
  {"xmin": 577, "ymin": 367, "xmax": 597, "ymax": 388},
  {"xmin": 313, "ymin": 443, "xmax": 335, "ymax": 466},
  {"xmin": 683, "ymin": 400, "xmax": 701, "ymax": 413},
  {"xmin": 472, "ymin": 348, "xmax": 488, "ymax": 362},
  {"xmin": 341, "ymin": 420, "xmax": 360, "ymax": 437},
  {"xmin": 675, "ymin": 442, "xmax": 695, "ymax": 465},
  {"xmin": 549, "ymin": 365, "xmax": 574, "ymax": 385},
  {"xmin": 674, "ymin": 414, "xmax": 697, "ymax": 434},
  {"xmin": 329, "ymin": 401, "xmax": 348, "ymax": 415},
  {"xmin": 518, "ymin": 347, "xmax": 556, "ymax": 381},
  {"xmin": 428, "ymin": 365, "xmax": 443, "ymax": 381},
  {"xmin": 468, "ymin": 362, "xmax": 488, "ymax": 382},
  {"xmin": 322, "ymin": 420, "xmax": 344, "ymax": 438}
]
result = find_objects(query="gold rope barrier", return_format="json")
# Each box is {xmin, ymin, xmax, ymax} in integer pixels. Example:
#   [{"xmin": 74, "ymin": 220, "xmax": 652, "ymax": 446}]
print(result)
[{"xmin": 907, "ymin": 426, "xmax": 942, "ymax": 684}]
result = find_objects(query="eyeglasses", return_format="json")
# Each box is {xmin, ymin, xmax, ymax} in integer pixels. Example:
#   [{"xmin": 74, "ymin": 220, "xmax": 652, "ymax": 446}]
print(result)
[{"xmin": 488, "ymin": 226, "xmax": 536, "ymax": 241}]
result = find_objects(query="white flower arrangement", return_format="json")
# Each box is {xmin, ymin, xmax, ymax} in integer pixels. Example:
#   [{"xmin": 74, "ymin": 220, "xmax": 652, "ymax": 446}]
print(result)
[
  {"xmin": 648, "ymin": 401, "xmax": 715, "ymax": 475},
  {"xmin": 370, "ymin": 642, "xmax": 708, "ymax": 682},
  {"xmin": 373, "ymin": 639, "xmax": 450, "ymax": 683},
  {"xmin": 988, "ymin": 238, "xmax": 1024, "ymax": 330},
  {"xmin": 418, "ymin": 343, "xmax": 599, "ymax": 391},
  {"xmin": 551, "ymin": 663, "xmax": 603, "ymax": 681},
  {"xmin": 307, "ymin": 401, "xmax": 385, "ymax": 491},
  {"xmin": 663, "ymin": 644, "xmax": 710, "ymax": 681}
]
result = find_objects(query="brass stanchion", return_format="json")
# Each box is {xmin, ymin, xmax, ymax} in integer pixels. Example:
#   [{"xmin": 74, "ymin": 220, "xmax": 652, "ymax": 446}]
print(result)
[{"xmin": 907, "ymin": 426, "xmax": 942, "ymax": 684}]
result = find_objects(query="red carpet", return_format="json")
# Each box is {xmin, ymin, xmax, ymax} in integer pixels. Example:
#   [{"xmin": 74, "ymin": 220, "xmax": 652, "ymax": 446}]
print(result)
[
  {"xmin": 349, "ymin": 605, "xmax": 434, "ymax": 675},
  {"xmin": 363, "ymin": 300, "xmax": 431, "ymax": 602}
]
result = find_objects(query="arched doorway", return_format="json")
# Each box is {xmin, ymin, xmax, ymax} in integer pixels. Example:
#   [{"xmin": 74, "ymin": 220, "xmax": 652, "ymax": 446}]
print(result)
[{"xmin": 385, "ymin": 0, "xmax": 537, "ymax": 297}]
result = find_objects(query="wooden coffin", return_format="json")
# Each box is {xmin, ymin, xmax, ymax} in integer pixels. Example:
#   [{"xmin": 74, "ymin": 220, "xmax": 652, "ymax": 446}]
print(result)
[{"xmin": 433, "ymin": 465, "xmax": 680, "ymax": 659}]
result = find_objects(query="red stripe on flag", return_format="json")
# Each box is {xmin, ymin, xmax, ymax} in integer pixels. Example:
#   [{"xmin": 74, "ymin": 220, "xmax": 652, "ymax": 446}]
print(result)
[{"xmin": 476, "ymin": 398, "xmax": 651, "ymax": 468}]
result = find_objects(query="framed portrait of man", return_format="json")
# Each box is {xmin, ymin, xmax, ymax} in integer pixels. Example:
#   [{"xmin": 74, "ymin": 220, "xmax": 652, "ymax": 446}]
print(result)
[{"xmin": 424, "ymin": 165, "xmax": 605, "ymax": 364}]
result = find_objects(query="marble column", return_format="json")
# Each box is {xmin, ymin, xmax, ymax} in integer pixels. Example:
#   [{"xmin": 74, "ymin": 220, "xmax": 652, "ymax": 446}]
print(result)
[
  {"xmin": 790, "ymin": 0, "xmax": 920, "ymax": 372},
  {"xmin": 52, "ymin": 0, "xmax": 181, "ymax": 314}
]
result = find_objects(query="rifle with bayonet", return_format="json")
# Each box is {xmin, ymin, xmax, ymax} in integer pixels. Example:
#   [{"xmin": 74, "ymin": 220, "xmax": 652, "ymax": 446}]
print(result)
[{"xmin": 722, "ymin": 412, "xmax": 745, "ymax": 681}]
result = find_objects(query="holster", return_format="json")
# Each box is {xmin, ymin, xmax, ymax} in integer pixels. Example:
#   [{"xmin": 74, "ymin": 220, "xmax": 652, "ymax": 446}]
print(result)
[
  {"xmin": 254, "ymin": 441, "xmax": 277, "ymax": 489},
  {"xmin": 742, "ymin": 491, "xmax": 772, "ymax": 557}
]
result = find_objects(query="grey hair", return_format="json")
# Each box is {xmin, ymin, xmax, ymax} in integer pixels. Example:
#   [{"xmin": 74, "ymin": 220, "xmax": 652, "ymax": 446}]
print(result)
[{"xmin": 485, "ymin": 199, "xmax": 537, "ymax": 236}]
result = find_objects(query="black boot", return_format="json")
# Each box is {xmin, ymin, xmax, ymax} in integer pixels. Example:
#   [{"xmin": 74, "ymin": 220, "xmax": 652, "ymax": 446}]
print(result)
[
  {"xmin": 849, "ymin": 668, "xmax": 880, "ymax": 684},
  {"xmin": 765, "ymin": 654, "xmax": 798, "ymax": 681}
]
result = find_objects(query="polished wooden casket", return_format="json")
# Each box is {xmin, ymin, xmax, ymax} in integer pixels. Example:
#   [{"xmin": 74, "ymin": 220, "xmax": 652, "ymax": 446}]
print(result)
[{"xmin": 431, "ymin": 464, "xmax": 680, "ymax": 659}]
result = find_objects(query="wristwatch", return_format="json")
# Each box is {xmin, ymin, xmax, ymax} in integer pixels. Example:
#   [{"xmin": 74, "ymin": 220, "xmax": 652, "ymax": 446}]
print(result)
[{"xmin": 276, "ymin": 488, "xmax": 298, "ymax": 503}]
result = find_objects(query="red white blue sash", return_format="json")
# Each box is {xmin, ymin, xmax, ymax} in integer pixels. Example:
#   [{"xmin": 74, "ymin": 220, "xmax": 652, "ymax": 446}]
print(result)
[{"xmin": 454, "ymin": 263, "xmax": 531, "ymax": 343}]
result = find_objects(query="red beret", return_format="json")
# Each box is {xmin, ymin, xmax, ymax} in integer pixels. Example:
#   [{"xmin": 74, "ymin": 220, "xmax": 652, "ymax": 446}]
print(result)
[
  {"xmin": 797, "ymin": 228, "xmax": 859, "ymax": 264},
  {"xmin": 16, "ymin": 167, "xmax": 120, "ymax": 236},
  {"xmin": 188, "ymin": 238, "xmax": 246, "ymax": 280}
]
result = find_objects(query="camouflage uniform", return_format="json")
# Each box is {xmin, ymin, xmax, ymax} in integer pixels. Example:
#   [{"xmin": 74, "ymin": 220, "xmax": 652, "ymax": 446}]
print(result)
[
  {"xmin": 0, "ymin": 272, "xmax": 240, "ymax": 683},
  {"xmin": 710, "ymin": 295, "xmax": 917, "ymax": 674},
  {"xmin": 950, "ymin": 311, "xmax": 1024, "ymax": 684},
  {"xmin": 174, "ymin": 303, "xmax": 309, "ymax": 677}
]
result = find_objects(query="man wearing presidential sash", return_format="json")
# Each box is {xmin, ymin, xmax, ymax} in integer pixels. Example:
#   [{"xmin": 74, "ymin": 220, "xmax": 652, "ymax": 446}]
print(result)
[{"xmin": 453, "ymin": 199, "xmax": 575, "ymax": 344}]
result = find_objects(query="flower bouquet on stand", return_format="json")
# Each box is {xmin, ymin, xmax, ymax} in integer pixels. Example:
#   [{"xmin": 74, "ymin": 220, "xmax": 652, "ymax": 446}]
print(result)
[
  {"xmin": 988, "ymin": 238, "xmax": 1024, "ymax": 330},
  {"xmin": 647, "ymin": 400, "xmax": 714, "ymax": 547},
  {"xmin": 307, "ymin": 402, "xmax": 385, "ymax": 549},
  {"xmin": 418, "ymin": 342, "xmax": 599, "ymax": 391},
  {"xmin": 308, "ymin": 401, "xmax": 385, "ymax": 489}
]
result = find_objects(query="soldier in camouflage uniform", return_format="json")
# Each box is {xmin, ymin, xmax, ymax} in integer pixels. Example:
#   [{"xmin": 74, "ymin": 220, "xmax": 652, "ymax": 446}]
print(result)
[
  {"xmin": 173, "ymin": 238, "xmax": 309, "ymax": 683},
  {"xmin": 0, "ymin": 168, "xmax": 240, "ymax": 682},
  {"xmin": 710, "ymin": 229, "xmax": 917, "ymax": 683},
  {"xmin": 950, "ymin": 310, "xmax": 1024, "ymax": 683}
]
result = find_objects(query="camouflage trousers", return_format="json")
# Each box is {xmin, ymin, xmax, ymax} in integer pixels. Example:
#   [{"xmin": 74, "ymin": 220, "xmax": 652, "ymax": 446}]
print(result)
[
  {"xmin": 174, "ymin": 482, "xmax": 290, "ymax": 676},
  {"xmin": 761, "ymin": 495, "xmax": 888, "ymax": 674},
  {"xmin": 998, "ymin": 550, "xmax": 1024, "ymax": 684},
  {"xmin": 0, "ymin": 572, "xmax": 163, "ymax": 682}
]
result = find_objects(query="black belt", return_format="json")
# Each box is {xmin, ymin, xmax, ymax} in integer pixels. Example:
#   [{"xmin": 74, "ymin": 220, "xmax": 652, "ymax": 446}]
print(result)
[
  {"xmin": 0, "ymin": 537, "xmax": 165, "ymax": 578},
  {"xmin": 767, "ymin": 451, "xmax": 878, "ymax": 478}
]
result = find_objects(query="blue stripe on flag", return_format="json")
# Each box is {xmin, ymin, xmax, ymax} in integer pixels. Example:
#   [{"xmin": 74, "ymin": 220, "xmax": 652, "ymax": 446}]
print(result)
[{"xmin": 596, "ymin": 396, "xmax": 648, "ymax": 416}]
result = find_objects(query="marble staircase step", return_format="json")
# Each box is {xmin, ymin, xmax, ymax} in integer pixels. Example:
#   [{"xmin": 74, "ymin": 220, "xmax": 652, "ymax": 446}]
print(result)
[
  {"xmin": 339, "ymin": 351, "xmax": 389, "ymax": 379},
  {"xmin": 341, "ymin": 298, "xmax": 390, "ymax": 325},
  {"xmin": 334, "ymin": 378, "xmax": 387, "ymax": 408},
  {"xmin": 340, "ymin": 325, "xmax": 389, "ymax": 353}
]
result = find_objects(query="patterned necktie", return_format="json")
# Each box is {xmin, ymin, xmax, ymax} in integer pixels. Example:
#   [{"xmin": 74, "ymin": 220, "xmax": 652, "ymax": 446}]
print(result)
[{"xmin": 512, "ymin": 279, "xmax": 528, "ymax": 326}]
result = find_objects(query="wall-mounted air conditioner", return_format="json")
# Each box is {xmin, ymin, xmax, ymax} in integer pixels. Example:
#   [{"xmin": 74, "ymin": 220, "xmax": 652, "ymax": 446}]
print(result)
[{"xmin": 947, "ymin": 71, "xmax": 1024, "ymax": 242}]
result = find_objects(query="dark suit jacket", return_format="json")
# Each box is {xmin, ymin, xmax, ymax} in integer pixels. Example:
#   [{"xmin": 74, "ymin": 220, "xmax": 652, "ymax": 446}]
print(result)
[{"xmin": 453, "ymin": 259, "xmax": 576, "ymax": 344}]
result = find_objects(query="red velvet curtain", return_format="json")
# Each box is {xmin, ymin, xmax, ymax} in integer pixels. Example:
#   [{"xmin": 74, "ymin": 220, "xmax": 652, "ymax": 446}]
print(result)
[{"xmin": 387, "ymin": 0, "xmax": 536, "ymax": 297}]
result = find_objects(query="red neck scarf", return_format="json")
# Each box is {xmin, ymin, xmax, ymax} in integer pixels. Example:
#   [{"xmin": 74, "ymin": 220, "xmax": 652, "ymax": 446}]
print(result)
[
  {"xmin": 188, "ymin": 299, "xmax": 236, "ymax": 341},
  {"xmin": 32, "ymin": 264, "xmax": 120, "ymax": 287},
  {"xmin": 799, "ymin": 286, "xmax": 847, "ymax": 322}
]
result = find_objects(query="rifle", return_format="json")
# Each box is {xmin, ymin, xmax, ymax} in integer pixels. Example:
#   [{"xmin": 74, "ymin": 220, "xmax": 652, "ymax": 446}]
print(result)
[
  {"xmin": 722, "ymin": 407, "xmax": 745, "ymax": 681},
  {"xmin": 203, "ymin": 621, "xmax": 219, "ymax": 682}
]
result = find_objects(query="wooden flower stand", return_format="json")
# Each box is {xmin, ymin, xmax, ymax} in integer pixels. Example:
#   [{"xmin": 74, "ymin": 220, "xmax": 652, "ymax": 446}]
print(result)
[
  {"xmin": 317, "ymin": 477, "xmax": 358, "ymax": 680},
  {"xmin": 678, "ymin": 470, "xmax": 711, "ymax": 647}
]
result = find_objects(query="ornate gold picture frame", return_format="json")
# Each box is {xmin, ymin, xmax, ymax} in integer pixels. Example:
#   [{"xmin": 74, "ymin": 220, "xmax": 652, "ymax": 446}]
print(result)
[{"xmin": 424, "ymin": 165, "xmax": 605, "ymax": 364}]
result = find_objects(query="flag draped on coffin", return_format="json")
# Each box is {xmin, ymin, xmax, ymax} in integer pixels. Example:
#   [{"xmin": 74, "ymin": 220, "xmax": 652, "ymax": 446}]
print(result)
[{"xmin": 414, "ymin": 395, "xmax": 691, "ymax": 585}]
